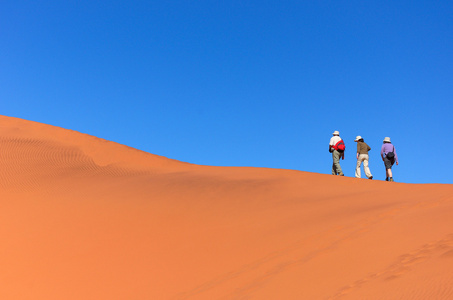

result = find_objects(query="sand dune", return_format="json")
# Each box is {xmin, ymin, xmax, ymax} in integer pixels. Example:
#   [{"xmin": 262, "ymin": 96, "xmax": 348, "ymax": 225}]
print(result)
[{"xmin": 0, "ymin": 115, "xmax": 452, "ymax": 299}]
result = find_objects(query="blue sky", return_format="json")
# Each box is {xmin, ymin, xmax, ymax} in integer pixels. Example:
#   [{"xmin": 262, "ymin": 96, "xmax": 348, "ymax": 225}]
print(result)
[{"xmin": 1, "ymin": 1, "xmax": 452, "ymax": 184}]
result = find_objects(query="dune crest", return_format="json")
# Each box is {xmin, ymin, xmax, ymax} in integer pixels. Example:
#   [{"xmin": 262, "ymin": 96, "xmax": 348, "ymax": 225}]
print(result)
[{"xmin": 0, "ymin": 115, "xmax": 452, "ymax": 299}]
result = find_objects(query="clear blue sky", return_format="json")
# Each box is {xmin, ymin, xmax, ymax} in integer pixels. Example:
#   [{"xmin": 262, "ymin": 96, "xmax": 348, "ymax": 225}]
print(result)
[{"xmin": 2, "ymin": 1, "xmax": 452, "ymax": 184}]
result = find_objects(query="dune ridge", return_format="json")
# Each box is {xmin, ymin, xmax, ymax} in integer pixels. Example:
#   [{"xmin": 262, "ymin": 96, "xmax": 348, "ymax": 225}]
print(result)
[{"xmin": 0, "ymin": 115, "xmax": 452, "ymax": 299}]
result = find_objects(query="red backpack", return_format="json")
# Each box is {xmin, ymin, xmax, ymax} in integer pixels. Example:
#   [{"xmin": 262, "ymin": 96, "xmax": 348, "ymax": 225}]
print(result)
[{"xmin": 334, "ymin": 140, "xmax": 346, "ymax": 152}]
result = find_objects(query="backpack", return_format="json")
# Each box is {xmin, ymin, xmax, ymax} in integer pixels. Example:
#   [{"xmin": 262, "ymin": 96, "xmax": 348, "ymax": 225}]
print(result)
[
  {"xmin": 334, "ymin": 140, "xmax": 345, "ymax": 152},
  {"xmin": 386, "ymin": 146, "xmax": 395, "ymax": 159}
]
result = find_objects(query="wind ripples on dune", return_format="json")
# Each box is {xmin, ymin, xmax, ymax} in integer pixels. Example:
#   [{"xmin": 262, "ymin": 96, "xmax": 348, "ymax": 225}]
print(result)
[{"xmin": 0, "ymin": 137, "xmax": 151, "ymax": 192}]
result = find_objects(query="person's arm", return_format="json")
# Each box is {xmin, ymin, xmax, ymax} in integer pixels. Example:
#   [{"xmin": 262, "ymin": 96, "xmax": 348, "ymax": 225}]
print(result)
[
  {"xmin": 357, "ymin": 143, "xmax": 360, "ymax": 159},
  {"xmin": 380, "ymin": 145, "xmax": 385, "ymax": 160},
  {"xmin": 394, "ymin": 146, "xmax": 399, "ymax": 165}
]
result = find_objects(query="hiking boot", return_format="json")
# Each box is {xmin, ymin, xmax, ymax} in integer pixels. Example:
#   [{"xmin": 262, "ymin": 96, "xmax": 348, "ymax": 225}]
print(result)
[
  {"xmin": 369, "ymin": 176, "xmax": 373, "ymax": 180},
  {"xmin": 385, "ymin": 177, "xmax": 389, "ymax": 181},
  {"xmin": 389, "ymin": 178, "xmax": 394, "ymax": 182},
  {"xmin": 339, "ymin": 173, "xmax": 344, "ymax": 176}
]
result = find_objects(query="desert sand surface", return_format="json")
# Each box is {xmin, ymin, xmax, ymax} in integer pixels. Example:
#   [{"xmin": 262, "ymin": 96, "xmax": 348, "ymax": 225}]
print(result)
[{"xmin": 0, "ymin": 115, "xmax": 452, "ymax": 300}]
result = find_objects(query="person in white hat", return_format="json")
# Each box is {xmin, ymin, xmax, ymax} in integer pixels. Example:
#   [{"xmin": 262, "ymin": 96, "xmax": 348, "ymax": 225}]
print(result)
[
  {"xmin": 354, "ymin": 136, "xmax": 373, "ymax": 179},
  {"xmin": 380, "ymin": 137, "xmax": 399, "ymax": 182},
  {"xmin": 329, "ymin": 131, "xmax": 345, "ymax": 176}
]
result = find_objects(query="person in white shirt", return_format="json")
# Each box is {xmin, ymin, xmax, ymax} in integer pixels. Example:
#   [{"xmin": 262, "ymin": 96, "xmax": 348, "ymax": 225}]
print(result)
[{"xmin": 329, "ymin": 131, "xmax": 345, "ymax": 176}]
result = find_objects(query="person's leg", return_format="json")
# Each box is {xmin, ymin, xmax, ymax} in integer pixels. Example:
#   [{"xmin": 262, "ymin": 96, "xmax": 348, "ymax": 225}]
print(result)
[
  {"xmin": 384, "ymin": 158, "xmax": 392, "ymax": 180},
  {"xmin": 363, "ymin": 155, "xmax": 372, "ymax": 178},
  {"xmin": 332, "ymin": 151, "xmax": 337, "ymax": 175},
  {"xmin": 355, "ymin": 156, "xmax": 362, "ymax": 178},
  {"xmin": 333, "ymin": 150, "xmax": 343, "ymax": 175},
  {"xmin": 389, "ymin": 160, "xmax": 395, "ymax": 181}
]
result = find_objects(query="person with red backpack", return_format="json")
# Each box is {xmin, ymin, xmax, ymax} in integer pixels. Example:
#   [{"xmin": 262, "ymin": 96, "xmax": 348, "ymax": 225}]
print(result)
[{"xmin": 329, "ymin": 131, "xmax": 345, "ymax": 176}]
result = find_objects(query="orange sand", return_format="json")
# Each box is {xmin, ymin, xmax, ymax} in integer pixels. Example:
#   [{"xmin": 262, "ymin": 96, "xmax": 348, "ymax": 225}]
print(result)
[{"xmin": 0, "ymin": 115, "xmax": 452, "ymax": 299}]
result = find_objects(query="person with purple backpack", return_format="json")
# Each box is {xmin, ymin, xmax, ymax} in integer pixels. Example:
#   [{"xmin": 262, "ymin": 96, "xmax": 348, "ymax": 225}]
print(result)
[{"xmin": 381, "ymin": 137, "xmax": 399, "ymax": 182}]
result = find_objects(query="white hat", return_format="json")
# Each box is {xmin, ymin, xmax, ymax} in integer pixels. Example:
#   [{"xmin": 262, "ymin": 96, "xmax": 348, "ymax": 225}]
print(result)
[
  {"xmin": 354, "ymin": 136, "xmax": 362, "ymax": 142},
  {"xmin": 383, "ymin": 137, "xmax": 391, "ymax": 143},
  {"xmin": 332, "ymin": 131, "xmax": 340, "ymax": 136}
]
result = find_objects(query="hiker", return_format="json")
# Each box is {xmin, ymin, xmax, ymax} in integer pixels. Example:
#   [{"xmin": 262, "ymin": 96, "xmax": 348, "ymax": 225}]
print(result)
[
  {"xmin": 329, "ymin": 131, "xmax": 345, "ymax": 176},
  {"xmin": 354, "ymin": 136, "xmax": 373, "ymax": 179},
  {"xmin": 380, "ymin": 137, "xmax": 398, "ymax": 182}
]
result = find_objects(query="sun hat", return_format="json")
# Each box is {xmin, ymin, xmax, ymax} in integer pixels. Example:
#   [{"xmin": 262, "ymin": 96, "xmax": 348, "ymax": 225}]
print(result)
[
  {"xmin": 332, "ymin": 131, "xmax": 340, "ymax": 136},
  {"xmin": 383, "ymin": 137, "xmax": 391, "ymax": 143},
  {"xmin": 354, "ymin": 136, "xmax": 362, "ymax": 142}
]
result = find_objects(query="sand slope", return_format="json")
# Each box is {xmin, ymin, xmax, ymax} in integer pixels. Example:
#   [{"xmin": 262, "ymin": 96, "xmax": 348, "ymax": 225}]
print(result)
[{"xmin": 0, "ymin": 115, "xmax": 452, "ymax": 300}]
